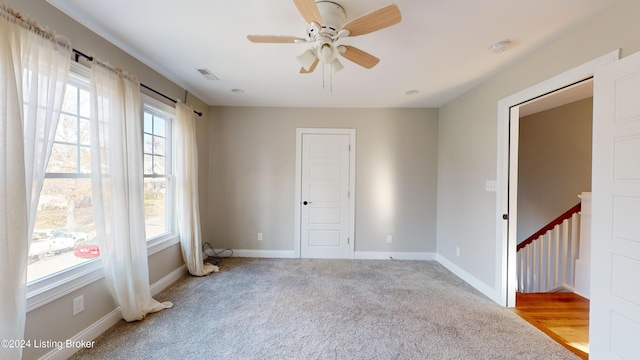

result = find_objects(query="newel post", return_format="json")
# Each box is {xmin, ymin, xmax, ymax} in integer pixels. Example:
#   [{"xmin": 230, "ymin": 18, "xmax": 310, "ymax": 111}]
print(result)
[{"xmin": 574, "ymin": 192, "xmax": 591, "ymax": 299}]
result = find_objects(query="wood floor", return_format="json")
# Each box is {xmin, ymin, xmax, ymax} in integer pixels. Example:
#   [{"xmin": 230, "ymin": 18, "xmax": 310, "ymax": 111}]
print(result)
[{"xmin": 513, "ymin": 292, "xmax": 589, "ymax": 359}]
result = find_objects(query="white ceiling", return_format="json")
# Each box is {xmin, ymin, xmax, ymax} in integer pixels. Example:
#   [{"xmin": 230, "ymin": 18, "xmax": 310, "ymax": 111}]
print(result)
[{"xmin": 48, "ymin": 0, "xmax": 617, "ymax": 108}]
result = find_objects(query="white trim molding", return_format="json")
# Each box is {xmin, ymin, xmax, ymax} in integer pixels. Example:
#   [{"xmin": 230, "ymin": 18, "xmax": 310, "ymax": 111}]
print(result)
[
  {"xmin": 227, "ymin": 250, "xmax": 437, "ymax": 261},
  {"xmin": 38, "ymin": 308, "xmax": 122, "ymax": 360},
  {"xmin": 150, "ymin": 264, "xmax": 188, "ymax": 296},
  {"xmin": 355, "ymin": 251, "xmax": 436, "ymax": 261},
  {"xmin": 230, "ymin": 249, "xmax": 297, "ymax": 258},
  {"xmin": 27, "ymin": 260, "xmax": 104, "ymax": 313},
  {"xmin": 436, "ymin": 254, "xmax": 500, "ymax": 303}
]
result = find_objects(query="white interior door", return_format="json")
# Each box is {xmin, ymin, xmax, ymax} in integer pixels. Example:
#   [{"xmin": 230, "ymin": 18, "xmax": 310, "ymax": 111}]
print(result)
[
  {"xmin": 591, "ymin": 50, "xmax": 640, "ymax": 359},
  {"xmin": 300, "ymin": 133, "xmax": 352, "ymax": 258}
]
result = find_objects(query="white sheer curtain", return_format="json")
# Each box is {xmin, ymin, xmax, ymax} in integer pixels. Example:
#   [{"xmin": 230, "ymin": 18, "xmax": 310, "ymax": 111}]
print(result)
[
  {"xmin": 175, "ymin": 102, "xmax": 218, "ymax": 276},
  {"xmin": 0, "ymin": 6, "xmax": 71, "ymax": 359},
  {"xmin": 89, "ymin": 59, "xmax": 172, "ymax": 321}
]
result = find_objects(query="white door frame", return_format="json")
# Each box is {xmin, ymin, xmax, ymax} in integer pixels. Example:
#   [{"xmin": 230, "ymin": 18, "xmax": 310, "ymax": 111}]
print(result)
[
  {"xmin": 294, "ymin": 128, "xmax": 356, "ymax": 258},
  {"xmin": 495, "ymin": 50, "xmax": 619, "ymax": 307}
]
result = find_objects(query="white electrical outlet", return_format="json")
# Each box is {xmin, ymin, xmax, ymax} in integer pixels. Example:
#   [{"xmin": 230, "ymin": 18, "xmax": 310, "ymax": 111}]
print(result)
[
  {"xmin": 387, "ymin": 235, "xmax": 393, "ymax": 244},
  {"xmin": 456, "ymin": 247, "xmax": 461, "ymax": 257},
  {"xmin": 257, "ymin": 232, "xmax": 263, "ymax": 241},
  {"xmin": 72, "ymin": 295, "xmax": 84, "ymax": 316}
]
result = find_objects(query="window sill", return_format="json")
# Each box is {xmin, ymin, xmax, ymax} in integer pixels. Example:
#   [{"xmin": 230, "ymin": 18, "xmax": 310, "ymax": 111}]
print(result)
[
  {"xmin": 26, "ymin": 234, "xmax": 180, "ymax": 313},
  {"xmin": 148, "ymin": 233, "xmax": 179, "ymax": 256},
  {"xmin": 27, "ymin": 258, "xmax": 104, "ymax": 312}
]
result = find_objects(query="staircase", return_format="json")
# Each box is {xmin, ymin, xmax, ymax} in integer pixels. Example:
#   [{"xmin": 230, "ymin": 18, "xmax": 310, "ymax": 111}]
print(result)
[{"xmin": 516, "ymin": 193, "xmax": 591, "ymax": 294}]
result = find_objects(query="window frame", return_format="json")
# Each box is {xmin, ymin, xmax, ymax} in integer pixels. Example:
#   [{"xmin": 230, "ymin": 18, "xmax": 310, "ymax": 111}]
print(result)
[
  {"xmin": 142, "ymin": 95, "xmax": 177, "ymax": 247},
  {"xmin": 26, "ymin": 62, "xmax": 179, "ymax": 312}
]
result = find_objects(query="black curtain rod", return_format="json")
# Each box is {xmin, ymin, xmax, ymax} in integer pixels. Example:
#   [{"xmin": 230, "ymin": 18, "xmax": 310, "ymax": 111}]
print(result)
[{"xmin": 72, "ymin": 48, "xmax": 203, "ymax": 117}]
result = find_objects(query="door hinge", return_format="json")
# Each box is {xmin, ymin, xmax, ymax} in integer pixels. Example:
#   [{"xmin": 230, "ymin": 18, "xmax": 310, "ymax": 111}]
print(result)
[
  {"xmin": 348, "ymin": 191, "xmax": 350, "ymax": 198},
  {"xmin": 347, "ymin": 237, "xmax": 350, "ymax": 244},
  {"xmin": 348, "ymin": 145, "xmax": 351, "ymax": 151}
]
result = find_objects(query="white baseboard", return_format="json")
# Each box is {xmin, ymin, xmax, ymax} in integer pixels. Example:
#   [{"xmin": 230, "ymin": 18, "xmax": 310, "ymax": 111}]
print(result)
[
  {"xmin": 435, "ymin": 254, "xmax": 502, "ymax": 304},
  {"xmin": 227, "ymin": 250, "xmax": 436, "ymax": 261},
  {"xmin": 150, "ymin": 264, "xmax": 187, "ymax": 296},
  {"xmin": 354, "ymin": 251, "xmax": 436, "ymax": 260},
  {"xmin": 39, "ymin": 264, "xmax": 187, "ymax": 360},
  {"xmin": 228, "ymin": 249, "xmax": 296, "ymax": 258},
  {"xmin": 39, "ymin": 307, "xmax": 122, "ymax": 360}
]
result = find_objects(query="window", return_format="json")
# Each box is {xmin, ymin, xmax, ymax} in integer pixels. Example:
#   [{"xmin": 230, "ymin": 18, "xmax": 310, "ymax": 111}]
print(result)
[
  {"xmin": 143, "ymin": 104, "xmax": 174, "ymax": 240},
  {"xmin": 27, "ymin": 64, "xmax": 177, "ymax": 295},
  {"xmin": 28, "ymin": 70, "xmax": 96, "ymax": 283},
  {"xmin": 25, "ymin": 63, "xmax": 179, "ymax": 311}
]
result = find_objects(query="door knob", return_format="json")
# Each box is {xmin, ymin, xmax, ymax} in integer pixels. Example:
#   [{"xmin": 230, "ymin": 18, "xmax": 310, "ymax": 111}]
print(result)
[{"xmin": 303, "ymin": 201, "xmax": 311, "ymax": 205}]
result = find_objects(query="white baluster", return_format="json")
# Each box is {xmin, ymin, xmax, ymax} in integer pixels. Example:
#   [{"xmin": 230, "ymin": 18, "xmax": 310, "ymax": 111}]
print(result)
[
  {"xmin": 560, "ymin": 223, "xmax": 568, "ymax": 287},
  {"xmin": 545, "ymin": 232, "xmax": 551, "ymax": 292},
  {"xmin": 570, "ymin": 213, "xmax": 580, "ymax": 290}
]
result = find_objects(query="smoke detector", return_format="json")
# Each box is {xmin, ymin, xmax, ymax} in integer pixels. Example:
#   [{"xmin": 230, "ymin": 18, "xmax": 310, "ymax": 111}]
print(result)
[{"xmin": 489, "ymin": 40, "xmax": 511, "ymax": 54}]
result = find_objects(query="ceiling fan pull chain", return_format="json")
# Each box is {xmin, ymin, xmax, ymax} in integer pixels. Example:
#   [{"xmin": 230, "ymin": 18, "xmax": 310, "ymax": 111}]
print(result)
[
  {"xmin": 322, "ymin": 61, "xmax": 326, "ymax": 90},
  {"xmin": 330, "ymin": 61, "xmax": 333, "ymax": 92}
]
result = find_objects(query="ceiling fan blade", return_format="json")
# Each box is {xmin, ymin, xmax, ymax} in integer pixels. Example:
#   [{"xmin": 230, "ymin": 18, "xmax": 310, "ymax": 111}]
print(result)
[
  {"xmin": 247, "ymin": 35, "xmax": 301, "ymax": 43},
  {"xmin": 293, "ymin": 0, "xmax": 322, "ymax": 25},
  {"xmin": 341, "ymin": 4, "xmax": 401, "ymax": 37},
  {"xmin": 339, "ymin": 45, "xmax": 380, "ymax": 69},
  {"xmin": 300, "ymin": 58, "xmax": 319, "ymax": 74}
]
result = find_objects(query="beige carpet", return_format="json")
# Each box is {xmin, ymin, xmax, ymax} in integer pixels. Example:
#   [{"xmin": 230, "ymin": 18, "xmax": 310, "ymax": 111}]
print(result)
[{"xmin": 69, "ymin": 258, "xmax": 579, "ymax": 359}]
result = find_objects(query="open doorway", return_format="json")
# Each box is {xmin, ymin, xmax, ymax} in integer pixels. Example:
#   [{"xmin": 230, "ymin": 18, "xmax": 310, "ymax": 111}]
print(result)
[
  {"xmin": 511, "ymin": 80, "xmax": 593, "ymax": 359},
  {"xmin": 516, "ymin": 80, "xmax": 593, "ymax": 294},
  {"xmin": 495, "ymin": 50, "xmax": 619, "ymax": 309},
  {"xmin": 495, "ymin": 50, "xmax": 621, "ymax": 359},
  {"xmin": 517, "ymin": 81, "xmax": 593, "ymax": 254}
]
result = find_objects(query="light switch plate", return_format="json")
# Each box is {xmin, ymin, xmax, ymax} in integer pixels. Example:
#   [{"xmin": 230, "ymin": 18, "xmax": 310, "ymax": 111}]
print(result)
[{"xmin": 485, "ymin": 180, "xmax": 497, "ymax": 192}]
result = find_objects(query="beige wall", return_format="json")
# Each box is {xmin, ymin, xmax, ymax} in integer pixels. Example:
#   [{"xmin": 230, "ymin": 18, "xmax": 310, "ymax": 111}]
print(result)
[
  {"xmin": 517, "ymin": 98, "xmax": 593, "ymax": 243},
  {"xmin": 208, "ymin": 107, "xmax": 439, "ymax": 254},
  {"xmin": 3, "ymin": 1, "xmax": 206, "ymax": 358},
  {"xmin": 437, "ymin": 0, "xmax": 640, "ymax": 290}
]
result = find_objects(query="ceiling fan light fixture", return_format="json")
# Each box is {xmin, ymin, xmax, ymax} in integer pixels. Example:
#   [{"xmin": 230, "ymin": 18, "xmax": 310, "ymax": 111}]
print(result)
[
  {"xmin": 321, "ymin": 44, "xmax": 332, "ymax": 57},
  {"xmin": 296, "ymin": 48, "xmax": 317, "ymax": 70},
  {"xmin": 331, "ymin": 58, "xmax": 344, "ymax": 74},
  {"xmin": 317, "ymin": 42, "xmax": 337, "ymax": 63}
]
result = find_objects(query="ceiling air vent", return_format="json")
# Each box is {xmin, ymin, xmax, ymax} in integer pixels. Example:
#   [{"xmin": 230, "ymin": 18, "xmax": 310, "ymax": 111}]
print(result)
[{"xmin": 196, "ymin": 68, "xmax": 218, "ymax": 80}]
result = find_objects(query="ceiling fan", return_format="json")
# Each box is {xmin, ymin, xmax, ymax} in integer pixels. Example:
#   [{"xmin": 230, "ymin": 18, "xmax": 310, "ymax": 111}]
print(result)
[{"xmin": 247, "ymin": 0, "xmax": 401, "ymax": 75}]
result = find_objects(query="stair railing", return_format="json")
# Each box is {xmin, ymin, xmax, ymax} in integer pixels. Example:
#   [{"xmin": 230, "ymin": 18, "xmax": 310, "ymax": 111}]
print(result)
[{"xmin": 516, "ymin": 203, "xmax": 581, "ymax": 293}]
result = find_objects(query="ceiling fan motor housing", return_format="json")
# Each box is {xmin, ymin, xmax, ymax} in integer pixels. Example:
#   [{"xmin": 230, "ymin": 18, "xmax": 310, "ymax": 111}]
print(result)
[{"xmin": 310, "ymin": 1, "xmax": 346, "ymax": 38}]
